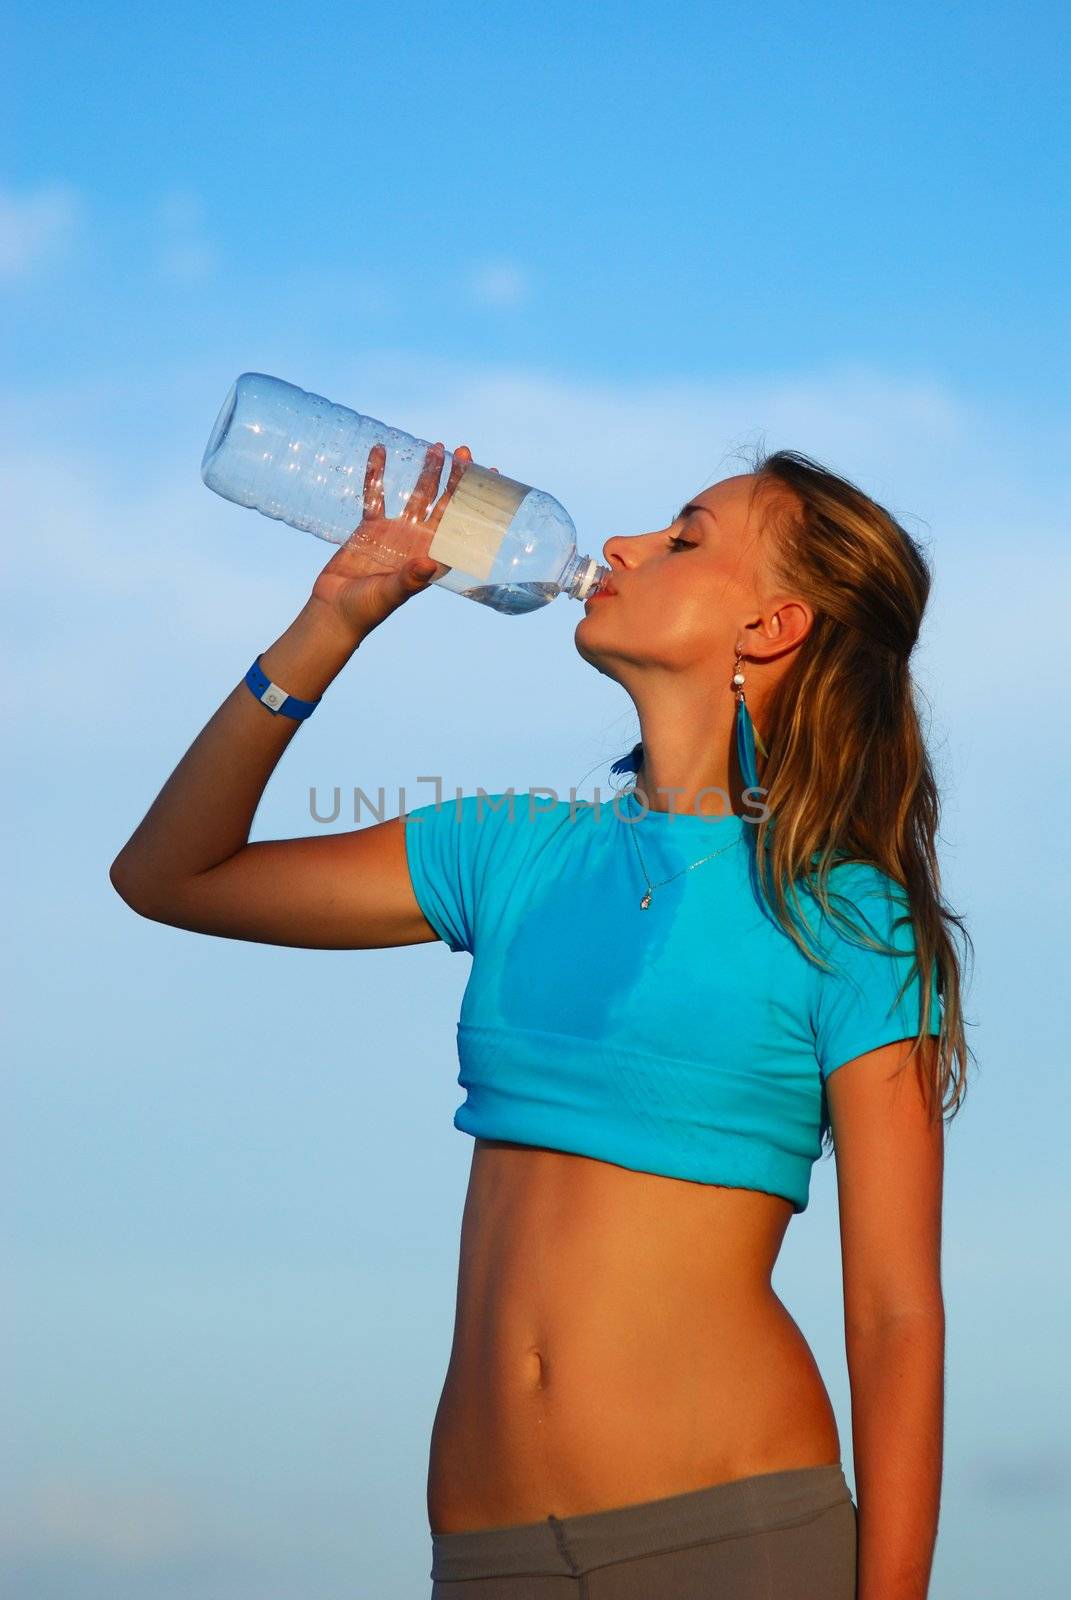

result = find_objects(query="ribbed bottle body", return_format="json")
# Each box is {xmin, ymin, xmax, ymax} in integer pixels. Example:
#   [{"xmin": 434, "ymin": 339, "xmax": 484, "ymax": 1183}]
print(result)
[{"xmin": 201, "ymin": 373, "xmax": 608, "ymax": 611}]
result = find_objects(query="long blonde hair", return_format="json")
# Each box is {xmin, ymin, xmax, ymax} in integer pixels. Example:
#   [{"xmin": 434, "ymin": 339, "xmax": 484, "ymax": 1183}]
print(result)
[{"xmin": 614, "ymin": 448, "xmax": 974, "ymax": 1144}]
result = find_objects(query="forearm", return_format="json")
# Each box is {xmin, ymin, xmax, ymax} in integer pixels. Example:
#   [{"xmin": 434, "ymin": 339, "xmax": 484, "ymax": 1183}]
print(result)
[
  {"xmin": 111, "ymin": 596, "xmax": 363, "ymax": 891},
  {"xmin": 847, "ymin": 1307, "xmax": 945, "ymax": 1600}
]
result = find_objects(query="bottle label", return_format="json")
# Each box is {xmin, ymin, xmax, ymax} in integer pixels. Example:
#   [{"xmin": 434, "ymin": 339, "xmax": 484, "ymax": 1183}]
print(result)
[{"xmin": 428, "ymin": 465, "xmax": 529, "ymax": 581}]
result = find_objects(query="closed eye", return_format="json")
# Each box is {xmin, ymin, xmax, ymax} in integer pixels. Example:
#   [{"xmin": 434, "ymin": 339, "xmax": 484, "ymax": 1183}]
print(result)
[{"xmin": 667, "ymin": 535, "xmax": 697, "ymax": 551}]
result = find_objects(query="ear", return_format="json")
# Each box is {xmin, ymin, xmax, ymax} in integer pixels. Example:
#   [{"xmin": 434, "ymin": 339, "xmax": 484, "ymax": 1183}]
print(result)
[{"xmin": 746, "ymin": 597, "xmax": 813, "ymax": 660}]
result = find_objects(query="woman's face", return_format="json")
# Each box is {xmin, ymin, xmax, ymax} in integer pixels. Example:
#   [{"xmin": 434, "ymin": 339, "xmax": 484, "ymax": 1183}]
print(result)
[{"xmin": 575, "ymin": 473, "xmax": 771, "ymax": 682}]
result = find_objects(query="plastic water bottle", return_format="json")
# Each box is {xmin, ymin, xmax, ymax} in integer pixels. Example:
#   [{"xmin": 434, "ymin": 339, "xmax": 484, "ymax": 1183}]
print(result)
[{"xmin": 200, "ymin": 372, "xmax": 611, "ymax": 615}]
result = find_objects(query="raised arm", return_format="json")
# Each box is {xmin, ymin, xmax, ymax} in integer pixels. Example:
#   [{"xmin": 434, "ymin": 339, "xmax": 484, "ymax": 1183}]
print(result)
[{"xmin": 109, "ymin": 440, "xmax": 470, "ymax": 951}]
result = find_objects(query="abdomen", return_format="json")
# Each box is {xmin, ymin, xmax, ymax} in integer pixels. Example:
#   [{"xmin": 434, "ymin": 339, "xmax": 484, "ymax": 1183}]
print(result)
[{"xmin": 426, "ymin": 1140, "xmax": 841, "ymax": 1534}]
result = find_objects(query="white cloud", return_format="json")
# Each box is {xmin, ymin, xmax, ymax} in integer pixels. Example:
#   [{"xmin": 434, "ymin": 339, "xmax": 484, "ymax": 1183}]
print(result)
[
  {"xmin": 0, "ymin": 182, "xmax": 85, "ymax": 284},
  {"xmin": 466, "ymin": 258, "xmax": 530, "ymax": 307},
  {"xmin": 0, "ymin": 355, "xmax": 1064, "ymax": 755},
  {"xmin": 154, "ymin": 189, "xmax": 208, "ymax": 233},
  {"xmin": 2, "ymin": 354, "xmax": 1068, "ymax": 1597},
  {"xmin": 152, "ymin": 185, "xmax": 221, "ymax": 285},
  {"xmin": 3, "ymin": 1477, "xmax": 199, "ymax": 1562},
  {"xmin": 155, "ymin": 237, "xmax": 222, "ymax": 285},
  {"xmin": 968, "ymin": 1443, "xmax": 1071, "ymax": 1503}
]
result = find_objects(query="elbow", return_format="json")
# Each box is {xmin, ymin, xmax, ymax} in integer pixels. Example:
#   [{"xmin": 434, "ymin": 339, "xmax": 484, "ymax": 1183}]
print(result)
[
  {"xmin": 846, "ymin": 1295, "xmax": 945, "ymax": 1344},
  {"xmin": 109, "ymin": 856, "xmax": 203, "ymax": 929},
  {"xmin": 109, "ymin": 854, "xmax": 135, "ymax": 901},
  {"xmin": 109, "ymin": 854, "xmax": 159, "ymax": 917}
]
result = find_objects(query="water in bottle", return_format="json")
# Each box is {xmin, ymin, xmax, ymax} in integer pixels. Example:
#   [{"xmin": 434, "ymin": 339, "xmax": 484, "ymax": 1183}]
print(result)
[{"xmin": 201, "ymin": 373, "xmax": 611, "ymax": 615}]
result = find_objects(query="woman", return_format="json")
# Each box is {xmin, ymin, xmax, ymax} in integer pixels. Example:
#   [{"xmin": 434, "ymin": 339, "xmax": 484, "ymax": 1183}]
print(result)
[{"xmin": 110, "ymin": 438, "xmax": 972, "ymax": 1599}]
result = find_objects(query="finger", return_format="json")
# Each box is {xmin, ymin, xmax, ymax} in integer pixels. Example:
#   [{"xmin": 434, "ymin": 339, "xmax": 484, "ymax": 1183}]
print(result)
[
  {"xmin": 427, "ymin": 443, "xmax": 473, "ymax": 531},
  {"xmin": 405, "ymin": 441, "xmax": 446, "ymax": 521},
  {"xmin": 364, "ymin": 443, "xmax": 385, "ymax": 521},
  {"xmin": 388, "ymin": 554, "xmax": 449, "ymax": 611},
  {"xmin": 401, "ymin": 556, "xmax": 437, "ymax": 589}
]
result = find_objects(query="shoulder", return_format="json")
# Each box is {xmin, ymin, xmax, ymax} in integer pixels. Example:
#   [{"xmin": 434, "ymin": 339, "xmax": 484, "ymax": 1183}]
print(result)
[
  {"xmin": 401, "ymin": 789, "xmax": 538, "ymax": 955},
  {"xmin": 404, "ymin": 788, "xmax": 523, "ymax": 828},
  {"xmin": 403, "ymin": 787, "xmax": 578, "ymax": 858},
  {"xmin": 805, "ymin": 856, "xmax": 940, "ymax": 1083},
  {"xmin": 807, "ymin": 856, "xmax": 915, "ymax": 952}
]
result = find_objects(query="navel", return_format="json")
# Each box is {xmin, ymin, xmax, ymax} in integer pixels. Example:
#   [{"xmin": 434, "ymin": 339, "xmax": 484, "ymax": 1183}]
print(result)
[{"xmin": 527, "ymin": 1346, "xmax": 549, "ymax": 1389}]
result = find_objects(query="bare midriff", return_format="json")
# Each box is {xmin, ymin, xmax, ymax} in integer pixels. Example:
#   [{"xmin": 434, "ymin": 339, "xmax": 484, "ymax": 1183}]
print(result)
[{"xmin": 427, "ymin": 1137, "xmax": 842, "ymax": 1535}]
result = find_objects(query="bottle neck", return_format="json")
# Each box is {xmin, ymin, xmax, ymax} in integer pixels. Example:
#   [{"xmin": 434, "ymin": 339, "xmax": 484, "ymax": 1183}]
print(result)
[{"xmin": 560, "ymin": 551, "xmax": 611, "ymax": 600}]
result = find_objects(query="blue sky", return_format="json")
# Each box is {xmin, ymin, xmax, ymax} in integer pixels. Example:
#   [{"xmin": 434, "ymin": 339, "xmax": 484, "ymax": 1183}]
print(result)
[{"xmin": 4, "ymin": 2, "xmax": 1070, "ymax": 1596}]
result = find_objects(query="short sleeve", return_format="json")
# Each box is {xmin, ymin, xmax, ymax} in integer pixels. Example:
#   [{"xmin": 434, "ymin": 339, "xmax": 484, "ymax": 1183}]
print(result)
[
  {"xmin": 812, "ymin": 864, "xmax": 942, "ymax": 1082},
  {"xmin": 402, "ymin": 791, "xmax": 516, "ymax": 954}
]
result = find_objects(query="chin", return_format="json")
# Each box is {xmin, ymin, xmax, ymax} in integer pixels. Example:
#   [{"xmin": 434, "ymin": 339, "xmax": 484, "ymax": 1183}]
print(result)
[{"xmin": 573, "ymin": 627, "xmax": 604, "ymax": 669}]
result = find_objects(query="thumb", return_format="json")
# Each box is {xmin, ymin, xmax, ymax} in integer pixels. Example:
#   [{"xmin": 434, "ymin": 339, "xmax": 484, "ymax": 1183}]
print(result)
[{"xmin": 399, "ymin": 556, "xmax": 437, "ymax": 593}]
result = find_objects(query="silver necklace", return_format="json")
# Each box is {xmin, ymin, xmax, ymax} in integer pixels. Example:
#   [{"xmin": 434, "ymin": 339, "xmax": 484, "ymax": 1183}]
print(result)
[{"xmin": 621, "ymin": 789, "xmax": 743, "ymax": 909}]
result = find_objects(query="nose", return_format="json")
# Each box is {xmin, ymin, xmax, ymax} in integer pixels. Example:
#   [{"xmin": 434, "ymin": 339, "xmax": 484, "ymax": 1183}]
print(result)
[
  {"xmin": 601, "ymin": 532, "xmax": 636, "ymax": 569},
  {"xmin": 602, "ymin": 530, "xmax": 660, "ymax": 586}
]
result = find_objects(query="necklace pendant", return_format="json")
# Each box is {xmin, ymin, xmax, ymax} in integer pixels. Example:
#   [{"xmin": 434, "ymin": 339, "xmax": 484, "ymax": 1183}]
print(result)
[{"xmin": 640, "ymin": 891, "xmax": 652, "ymax": 909}]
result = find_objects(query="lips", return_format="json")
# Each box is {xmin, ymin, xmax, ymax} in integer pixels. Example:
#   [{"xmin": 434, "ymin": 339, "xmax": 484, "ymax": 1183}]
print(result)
[{"xmin": 589, "ymin": 579, "xmax": 617, "ymax": 600}]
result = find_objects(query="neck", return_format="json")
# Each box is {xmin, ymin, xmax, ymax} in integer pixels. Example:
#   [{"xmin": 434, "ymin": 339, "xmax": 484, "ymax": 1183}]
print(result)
[
  {"xmin": 618, "ymin": 658, "xmax": 770, "ymax": 819},
  {"xmin": 631, "ymin": 704, "xmax": 745, "ymax": 820}
]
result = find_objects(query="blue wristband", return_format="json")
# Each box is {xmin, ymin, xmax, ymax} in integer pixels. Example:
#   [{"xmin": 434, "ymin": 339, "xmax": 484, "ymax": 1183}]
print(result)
[{"xmin": 244, "ymin": 655, "xmax": 321, "ymax": 721}]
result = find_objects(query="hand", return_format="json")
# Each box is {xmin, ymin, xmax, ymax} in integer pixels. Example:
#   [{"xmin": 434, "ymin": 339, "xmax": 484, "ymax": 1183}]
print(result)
[{"xmin": 310, "ymin": 441, "xmax": 483, "ymax": 640}]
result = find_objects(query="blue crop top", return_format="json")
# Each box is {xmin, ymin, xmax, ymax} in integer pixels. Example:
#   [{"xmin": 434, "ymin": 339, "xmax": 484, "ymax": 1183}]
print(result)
[{"xmin": 403, "ymin": 788, "xmax": 942, "ymax": 1214}]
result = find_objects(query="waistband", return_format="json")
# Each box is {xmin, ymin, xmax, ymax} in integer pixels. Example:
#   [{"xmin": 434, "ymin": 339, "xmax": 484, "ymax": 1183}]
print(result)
[{"xmin": 429, "ymin": 1461, "xmax": 854, "ymax": 1581}]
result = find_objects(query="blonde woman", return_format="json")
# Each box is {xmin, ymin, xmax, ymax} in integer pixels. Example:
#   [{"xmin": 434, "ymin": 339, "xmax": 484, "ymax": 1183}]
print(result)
[{"xmin": 111, "ymin": 439, "xmax": 971, "ymax": 1599}]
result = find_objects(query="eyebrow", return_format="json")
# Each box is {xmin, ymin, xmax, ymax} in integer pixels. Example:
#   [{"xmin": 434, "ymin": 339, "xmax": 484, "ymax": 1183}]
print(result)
[{"xmin": 675, "ymin": 501, "xmax": 716, "ymax": 523}]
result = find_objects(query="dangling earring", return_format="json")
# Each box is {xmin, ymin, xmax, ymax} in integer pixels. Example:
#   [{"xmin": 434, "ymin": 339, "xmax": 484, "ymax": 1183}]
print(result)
[{"xmin": 732, "ymin": 647, "xmax": 769, "ymax": 795}]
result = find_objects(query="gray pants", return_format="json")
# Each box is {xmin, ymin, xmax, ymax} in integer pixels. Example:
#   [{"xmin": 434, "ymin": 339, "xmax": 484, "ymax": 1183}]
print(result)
[{"xmin": 429, "ymin": 1462, "xmax": 856, "ymax": 1598}]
